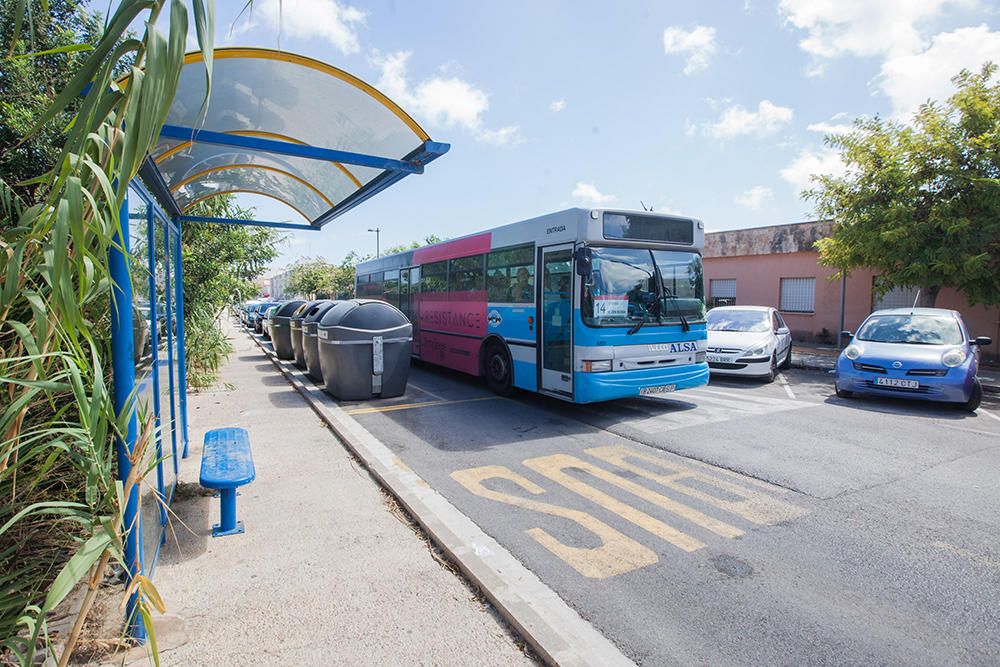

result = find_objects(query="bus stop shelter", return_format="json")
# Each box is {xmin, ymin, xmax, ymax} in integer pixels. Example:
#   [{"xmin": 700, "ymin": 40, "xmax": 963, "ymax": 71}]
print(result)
[{"xmin": 114, "ymin": 47, "xmax": 448, "ymax": 640}]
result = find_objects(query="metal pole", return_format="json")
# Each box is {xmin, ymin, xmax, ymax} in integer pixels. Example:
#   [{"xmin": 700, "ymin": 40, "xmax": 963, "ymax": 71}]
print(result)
[
  {"xmin": 174, "ymin": 219, "xmax": 190, "ymax": 459},
  {"xmin": 368, "ymin": 227, "xmax": 380, "ymax": 257},
  {"xmin": 110, "ymin": 192, "xmax": 147, "ymax": 644},
  {"xmin": 838, "ymin": 270, "xmax": 847, "ymax": 349}
]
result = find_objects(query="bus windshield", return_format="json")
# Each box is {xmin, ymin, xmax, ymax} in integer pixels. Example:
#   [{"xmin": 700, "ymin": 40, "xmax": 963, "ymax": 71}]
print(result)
[{"xmin": 582, "ymin": 247, "xmax": 704, "ymax": 327}]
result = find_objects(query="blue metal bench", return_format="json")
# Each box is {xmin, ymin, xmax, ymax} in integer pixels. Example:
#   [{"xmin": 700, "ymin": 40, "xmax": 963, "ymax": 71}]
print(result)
[{"xmin": 200, "ymin": 427, "xmax": 255, "ymax": 537}]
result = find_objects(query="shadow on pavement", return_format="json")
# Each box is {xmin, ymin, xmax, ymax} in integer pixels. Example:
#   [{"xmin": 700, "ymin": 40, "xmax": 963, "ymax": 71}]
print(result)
[{"xmin": 822, "ymin": 393, "xmax": 976, "ymax": 421}]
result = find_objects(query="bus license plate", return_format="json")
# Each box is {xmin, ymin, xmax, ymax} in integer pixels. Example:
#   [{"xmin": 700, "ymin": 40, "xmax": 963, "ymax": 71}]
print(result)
[
  {"xmin": 640, "ymin": 384, "xmax": 676, "ymax": 395},
  {"xmin": 875, "ymin": 377, "xmax": 919, "ymax": 389}
]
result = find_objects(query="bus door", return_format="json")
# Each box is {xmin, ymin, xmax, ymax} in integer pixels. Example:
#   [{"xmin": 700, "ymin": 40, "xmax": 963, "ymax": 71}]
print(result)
[{"xmin": 538, "ymin": 245, "xmax": 573, "ymax": 396}]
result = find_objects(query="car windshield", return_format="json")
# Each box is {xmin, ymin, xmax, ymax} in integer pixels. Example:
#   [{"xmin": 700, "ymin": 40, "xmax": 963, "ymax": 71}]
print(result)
[
  {"xmin": 856, "ymin": 314, "xmax": 963, "ymax": 345},
  {"xmin": 707, "ymin": 309, "xmax": 771, "ymax": 333},
  {"xmin": 582, "ymin": 247, "xmax": 704, "ymax": 327}
]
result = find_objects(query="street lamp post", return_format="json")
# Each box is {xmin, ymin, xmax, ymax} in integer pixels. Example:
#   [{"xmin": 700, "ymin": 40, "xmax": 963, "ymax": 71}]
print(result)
[{"xmin": 368, "ymin": 227, "xmax": 381, "ymax": 257}]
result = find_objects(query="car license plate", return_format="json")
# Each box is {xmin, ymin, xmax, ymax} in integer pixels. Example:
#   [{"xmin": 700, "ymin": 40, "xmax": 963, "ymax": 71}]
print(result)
[
  {"xmin": 706, "ymin": 354, "xmax": 729, "ymax": 363},
  {"xmin": 640, "ymin": 384, "xmax": 676, "ymax": 395},
  {"xmin": 874, "ymin": 377, "xmax": 919, "ymax": 389}
]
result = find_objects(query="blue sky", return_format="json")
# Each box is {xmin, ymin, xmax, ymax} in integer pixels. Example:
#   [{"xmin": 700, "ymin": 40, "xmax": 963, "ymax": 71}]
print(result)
[{"xmin": 131, "ymin": 1, "xmax": 1000, "ymax": 271}]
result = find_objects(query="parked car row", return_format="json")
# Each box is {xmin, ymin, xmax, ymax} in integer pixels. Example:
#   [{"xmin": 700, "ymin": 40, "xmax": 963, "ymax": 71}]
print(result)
[{"xmin": 707, "ymin": 305, "xmax": 991, "ymax": 412}]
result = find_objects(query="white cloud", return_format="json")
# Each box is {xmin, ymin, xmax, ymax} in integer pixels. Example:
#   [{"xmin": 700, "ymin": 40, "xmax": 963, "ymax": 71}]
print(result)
[
  {"xmin": 778, "ymin": 0, "xmax": 975, "ymax": 60},
  {"xmin": 663, "ymin": 25, "xmax": 718, "ymax": 75},
  {"xmin": 372, "ymin": 50, "xmax": 522, "ymax": 146},
  {"xmin": 478, "ymin": 126, "xmax": 525, "ymax": 146},
  {"xmin": 734, "ymin": 186, "xmax": 774, "ymax": 210},
  {"xmin": 704, "ymin": 100, "xmax": 794, "ymax": 139},
  {"xmin": 234, "ymin": 0, "xmax": 366, "ymax": 54},
  {"xmin": 572, "ymin": 182, "xmax": 616, "ymax": 204},
  {"xmin": 550, "ymin": 99, "xmax": 566, "ymax": 113},
  {"xmin": 876, "ymin": 25, "xmax": 1000, "ymax": 119},
  {"xmin": 807, "ymin": 112, "xmax": 854, "ymax": 135},
  {"xmin": 780, "ymin": 147, "xmax": 847, "ymax": 192}
]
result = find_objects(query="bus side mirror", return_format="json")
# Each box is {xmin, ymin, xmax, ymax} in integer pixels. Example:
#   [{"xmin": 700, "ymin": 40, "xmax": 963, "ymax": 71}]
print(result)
[{"xmin": 574, "ymin": 247, "xmax": 592, "ymax": 277}]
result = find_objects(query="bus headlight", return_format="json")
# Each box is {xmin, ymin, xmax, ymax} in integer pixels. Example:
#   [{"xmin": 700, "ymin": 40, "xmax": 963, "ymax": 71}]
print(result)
[
  {"xmin": 695, "ymin": 351, "xmax": 706, "ymax": 363},
  {"xmin": 582, "ymin": 359, "xmax": 612, "ymax": 372},
  {"xmin": 844, "ymin": 344, "xmax": 863, "ymax": 360},
  {"xmin": 942, "ymin": 349, "xmax": 966, "ymax": 367}
]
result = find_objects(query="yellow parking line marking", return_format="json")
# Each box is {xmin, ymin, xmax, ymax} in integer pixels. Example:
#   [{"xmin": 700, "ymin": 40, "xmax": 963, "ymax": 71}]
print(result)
[
  {"xmin": 978, "ymin": 407, "xmax": 1000, "ymax": 422},
  {"xmin": 778, "ymin": 373, "xmax": 797, "ymax": 400},
  {"xmin": 345, "ymin": 396, "xmax": 500, "ymax": 415},
  {"xmin": 585, "ymin": 445, "xmax": 808, "ymax": 525},
  {"xmin": 451, "ymin": 465, "xmax": 658, "ymax": 579},
  {"xmin": 524, "ymin": 453, "xmax": 729, "ymax": 549}
]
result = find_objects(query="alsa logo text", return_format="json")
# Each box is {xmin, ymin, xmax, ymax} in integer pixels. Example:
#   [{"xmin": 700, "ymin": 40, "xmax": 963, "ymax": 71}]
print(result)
[{"xmin": 649, "ymin": 342, "xmax": 697, "ymax": 353}]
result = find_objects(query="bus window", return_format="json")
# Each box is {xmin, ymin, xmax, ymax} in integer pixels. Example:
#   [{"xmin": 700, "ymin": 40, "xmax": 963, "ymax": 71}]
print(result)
[
  {"xmin": 383, "ymin": 269, "xmax": 400, "ymax": 305},
  {"xmin": 488, "ymin": 245, "xmax": 534, "ymax": 303},
  {"xmin": 399, "ymin": 269, "xmax": 410, "ymax": 316},
  {"xmin": 449, "ymin": 255, "xmax": 485, "ymax": 294},
  {"xmin": 422, "ymin": 261, "xmax": 447, "ymax": 293},
  {"xmin": 487, "ymin": 267, "xmax": 510, "ymax": 302},
  {"xmin": 368, "ymin": 271, "xmax": 384, "ymax": 300}
]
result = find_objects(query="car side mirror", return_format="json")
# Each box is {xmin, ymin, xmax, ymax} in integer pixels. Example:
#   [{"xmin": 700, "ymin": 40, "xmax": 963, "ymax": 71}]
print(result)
[
  {"xmin": 574, "ymin": 246, "xmax": 593, "ymax": 277},
  {"xmin": 840, "ymin": 330, "xmax": 854, "ymax": 340},
  {"xmin": 973, "ymin": 336, "xmax": 993, "ymax": 346},
  {"xmin": 776, "ymin": 327, "xmax": 790, "ymax": 335}
]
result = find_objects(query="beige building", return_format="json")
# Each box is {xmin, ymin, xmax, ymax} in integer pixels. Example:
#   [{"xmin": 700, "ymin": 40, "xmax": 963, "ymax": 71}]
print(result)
[{"xmin": 702, "ymin": 220, "xmax": 999, "ymax": 361}]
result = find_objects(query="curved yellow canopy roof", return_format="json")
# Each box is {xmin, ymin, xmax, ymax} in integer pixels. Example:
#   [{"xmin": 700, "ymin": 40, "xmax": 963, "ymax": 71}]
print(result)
[{"xmin": 148, "ymin": 47, "xmax": 446, "ymax": 227}]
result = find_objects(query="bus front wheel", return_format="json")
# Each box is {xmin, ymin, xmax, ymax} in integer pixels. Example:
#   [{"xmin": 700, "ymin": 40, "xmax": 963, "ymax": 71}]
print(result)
[{"xmin": 485, "ymin": 341, "xmax": 515, "ymax": 396}]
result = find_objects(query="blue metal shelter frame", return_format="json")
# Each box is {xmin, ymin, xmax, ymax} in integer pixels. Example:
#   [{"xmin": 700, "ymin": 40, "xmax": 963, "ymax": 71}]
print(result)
[{"xmin": 107, "ymin": 49, "xmax": 449, "ymax": 641}]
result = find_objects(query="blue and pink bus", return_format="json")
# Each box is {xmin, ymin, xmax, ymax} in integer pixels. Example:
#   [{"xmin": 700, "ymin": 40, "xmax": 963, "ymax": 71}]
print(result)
[{"xmin": 354, "ymin": 208, "xmax": 709, "ymax": 403}]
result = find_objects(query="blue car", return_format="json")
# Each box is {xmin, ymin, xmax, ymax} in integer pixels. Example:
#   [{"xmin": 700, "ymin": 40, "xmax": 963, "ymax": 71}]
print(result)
[{"xmin": 835, "ymin": 308, "xmax": 992, "ymax": 412}]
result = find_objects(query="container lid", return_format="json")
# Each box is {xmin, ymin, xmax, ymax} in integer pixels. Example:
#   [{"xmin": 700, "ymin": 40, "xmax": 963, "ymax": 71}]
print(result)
[
  {"xmin": 304, "ymin": 300, "xmax": 338, "ymax": 324},
  {"xmin": 292, "ymin": 299, "xmax": 324, "ymax": 320},
  {"xmin": 274, "ymin": 300, "xmax": 306, "ymax": 317},
  {"xmin": 318, "ymin": 299, "xmax": 410, "ymax": 330}
]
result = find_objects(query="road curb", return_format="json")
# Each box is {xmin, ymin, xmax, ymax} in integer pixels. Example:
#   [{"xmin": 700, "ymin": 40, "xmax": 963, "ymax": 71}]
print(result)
[{"xmin": 246, "ymin": 330, "xmax": 636, "ymax": 667}]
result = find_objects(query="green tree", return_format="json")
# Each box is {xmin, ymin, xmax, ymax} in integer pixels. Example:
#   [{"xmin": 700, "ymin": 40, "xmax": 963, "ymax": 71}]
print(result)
[
  {"xmin": 809, "ymin": 63, "xmax": 1000, "ymax": 307},
  {"xmin": 287, "ymin": 257, "xmax": 339, "ymax": 299},
  {"xmin": 0, "ymin": 0, "xmax": 112, "ymax": 204}
]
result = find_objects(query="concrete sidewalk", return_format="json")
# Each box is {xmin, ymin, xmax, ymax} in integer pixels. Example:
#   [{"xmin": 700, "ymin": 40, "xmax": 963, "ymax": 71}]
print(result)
[
  {"xmin": 790, "ymin": 342, "xmax": 1000, "ymax": 393},
  {"xmin": 142, "ymin": 321, "xmax": 534, "ymax": 665}
]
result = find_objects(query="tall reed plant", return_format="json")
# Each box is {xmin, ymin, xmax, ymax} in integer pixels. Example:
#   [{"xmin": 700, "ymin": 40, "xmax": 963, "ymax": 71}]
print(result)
[{"xmin": 0, "ymin": 1, "xmax": 214, "ymax": 663}]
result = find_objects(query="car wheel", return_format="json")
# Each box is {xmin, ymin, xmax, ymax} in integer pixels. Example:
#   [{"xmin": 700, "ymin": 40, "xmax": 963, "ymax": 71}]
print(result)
[
  {"xmin": 779, "ymin": 345, "xmax": 792, "ymax": 370},
  {"xmin": 963, "ymin": 378, "xmax": 983, "ymax": 412},
  {"xmin": 484, "ymin": 341, "xmax": 515, "ymax": 396},
  {"xmin": 763, "ymin": 354, "xmax": 777, "ymax": 383},
  {"xmin": 835, "ymin": 381, "xmax": 853, "ymax": 399}
]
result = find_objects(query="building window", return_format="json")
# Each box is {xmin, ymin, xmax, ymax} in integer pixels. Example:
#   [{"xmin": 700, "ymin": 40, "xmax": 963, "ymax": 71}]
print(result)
[
  {"xmin": 709, "ymin": 278, "xmax": 736, "ymax": 308},
  {"xmin": 780, "ymin": 277, "xmax": 815, "ymax": 313},
  {"xmin": 873, "ymin": 283, "xmax": 919, "ymax": 310}
]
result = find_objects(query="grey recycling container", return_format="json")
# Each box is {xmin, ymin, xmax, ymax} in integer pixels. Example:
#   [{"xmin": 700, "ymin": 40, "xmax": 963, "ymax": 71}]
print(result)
[
  {"xmin": 317, "ymin": 299, "xmax": 413, "ymax": 400},
  {"xmin": 291, "ymin": 300, "xmax": 323, "ymax": 370},
  {"xmin": 271, "ymin": 300, "xmax": 305, "ymax": 360},
  {"xmin": 302, "ymin": 300, "xmax": 338, "ymax": 381}
]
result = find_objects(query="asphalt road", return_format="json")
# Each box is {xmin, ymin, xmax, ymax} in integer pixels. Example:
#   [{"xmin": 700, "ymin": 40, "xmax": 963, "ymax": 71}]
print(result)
[{"xmin": 337, "ymin": 360, "xmax": 1000, "ymax": 665}]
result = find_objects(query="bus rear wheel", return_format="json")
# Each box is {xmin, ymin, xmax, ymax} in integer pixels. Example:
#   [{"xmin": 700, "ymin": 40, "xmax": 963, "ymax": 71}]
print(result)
[{"xmin": 484, "ymin": 341, "xmax": 514, "ymax": 396}]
